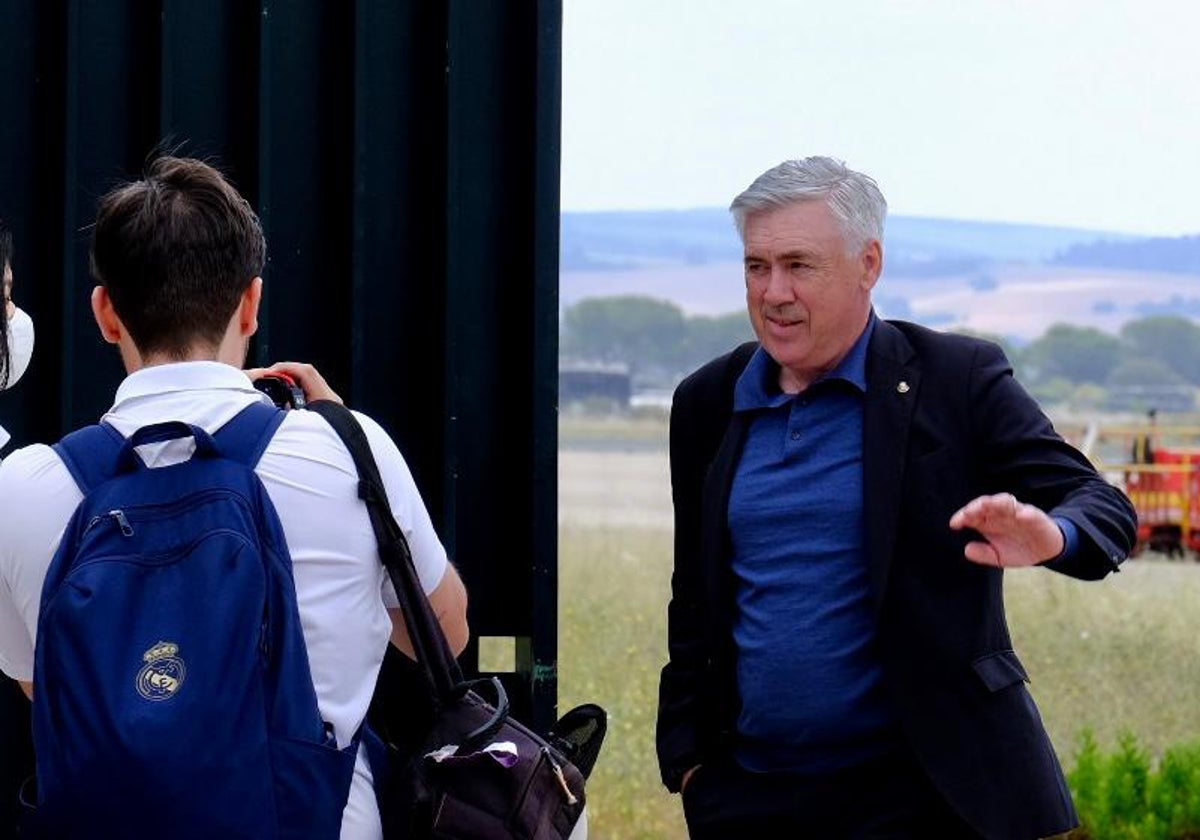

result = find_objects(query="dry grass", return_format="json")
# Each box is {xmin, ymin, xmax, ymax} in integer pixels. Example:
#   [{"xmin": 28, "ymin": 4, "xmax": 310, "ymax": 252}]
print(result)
[
  {"xmin": 559, "ymin": 525, "xmax": 684, "ymax": 840},
  {"xmin": 1006, "ymin": 561, "xmax": 1200, "ymax": 758}
]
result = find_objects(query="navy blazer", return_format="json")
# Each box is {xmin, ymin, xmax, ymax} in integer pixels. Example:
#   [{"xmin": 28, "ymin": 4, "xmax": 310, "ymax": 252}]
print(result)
[{"xmin": 656, "ymin": 319, "xmax": 1137, "ymax": 839}]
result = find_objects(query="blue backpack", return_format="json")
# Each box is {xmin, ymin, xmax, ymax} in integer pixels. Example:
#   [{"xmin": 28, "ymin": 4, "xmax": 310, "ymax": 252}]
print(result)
[{"xmin": 25, "ymin": 403, "xmax": 358, "ymax": 839}]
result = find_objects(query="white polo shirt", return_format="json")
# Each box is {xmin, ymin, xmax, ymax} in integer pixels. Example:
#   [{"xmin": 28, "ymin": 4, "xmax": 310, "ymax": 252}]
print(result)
[{"xmin": 0, "ymin": 361, "xmax": 450, "ymax": 840}]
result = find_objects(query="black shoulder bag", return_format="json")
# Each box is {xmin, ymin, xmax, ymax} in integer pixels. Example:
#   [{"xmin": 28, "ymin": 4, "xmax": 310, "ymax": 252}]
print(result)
[{"xmin": 308, "ymin": 401, "xmax": 605, "ymax": 840}]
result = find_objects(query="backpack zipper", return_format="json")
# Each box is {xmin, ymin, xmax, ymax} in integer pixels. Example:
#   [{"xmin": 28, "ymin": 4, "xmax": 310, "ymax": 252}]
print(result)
[
  {"xmin": 260, "ymin": 603, "xmax": 271, "ymax": 660},
  {"xmin": 110, "ymin": 510, "xmax": 134, "ymax": 536},
  {"xmin": 84, "ymin": 509, "xmax": 135, "ymax": 537},
  {"xmin": 543, "ymin": 747, "xmax": 579, "ymax": 805},
  {"xmin": 80, "ymin": 489, "xmax": 248, "ymax": 542}
]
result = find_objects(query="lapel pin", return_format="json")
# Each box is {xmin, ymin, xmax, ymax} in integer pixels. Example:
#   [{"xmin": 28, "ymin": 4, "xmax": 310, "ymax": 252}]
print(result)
[{"xmin": 897, "ymin": 381, "xmax": 910, "ymax": 394}]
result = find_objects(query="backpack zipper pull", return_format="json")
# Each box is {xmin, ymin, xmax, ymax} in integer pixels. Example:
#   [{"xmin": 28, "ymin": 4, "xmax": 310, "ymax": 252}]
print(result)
[
  {"xmin": 543, "ymin": 747, "xmax": 579, "ymax": 805},
  {"xmin": 260, "ymin": 606, "xmax": 270, "ymax": 660},
  {"xmin": 109, "ymin": 510, "xmax": 134, "ymax": 536}
]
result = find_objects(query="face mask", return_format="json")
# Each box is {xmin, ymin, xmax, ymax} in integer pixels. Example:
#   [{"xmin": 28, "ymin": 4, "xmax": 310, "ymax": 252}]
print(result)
[{"xmin": 4, "ymin": 306, "xmax": 35, "ymax": 389}]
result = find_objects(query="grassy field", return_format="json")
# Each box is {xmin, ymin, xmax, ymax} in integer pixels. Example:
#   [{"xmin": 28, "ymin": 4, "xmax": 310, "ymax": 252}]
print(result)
[
  {"xmin": 558, "ymin": 419, "xmax": 1200, "ymax": 839},
  {"xmin": 560, "ymin": 526, "xmax": 683, "ymax": 839}
]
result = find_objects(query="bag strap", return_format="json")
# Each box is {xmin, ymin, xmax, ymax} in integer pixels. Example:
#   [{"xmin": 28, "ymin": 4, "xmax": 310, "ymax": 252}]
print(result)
[
  {"xmin": 52, "ymin": 402, "xmax": 285, "ymax": 494},
  {"xmin": 306, "ymin": 400, "xmax": 462, "ymax": 701},
  {"xmin": 53, "ymin": 424, "xmax": 127, "ymax": 493},
  {"xmin": 213, "ymin": 401, "xmax": 287, "ymax": 466}
]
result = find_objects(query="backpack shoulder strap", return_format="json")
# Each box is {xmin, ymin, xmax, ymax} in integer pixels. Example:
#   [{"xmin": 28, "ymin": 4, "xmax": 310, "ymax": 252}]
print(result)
[
  {"xmin": 52, "ymin": 402, "xmax": 284, "ymax": 494},
  {"xmin": 52, "ymin": 424, "xmax": 127, "ymax": 494},
  {"xmin": 213, "ymin": 402, "xmax": 286, "ymax": 467}
]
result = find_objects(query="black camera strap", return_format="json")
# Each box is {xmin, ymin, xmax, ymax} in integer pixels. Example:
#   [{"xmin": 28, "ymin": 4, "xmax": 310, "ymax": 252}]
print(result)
[{"xmin": 306, "ymin": 400, "xmax": 462, "ymax": 702}]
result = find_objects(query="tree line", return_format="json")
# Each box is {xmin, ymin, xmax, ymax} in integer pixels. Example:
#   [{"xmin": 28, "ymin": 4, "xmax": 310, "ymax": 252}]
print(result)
[
  {"xmin": 560, "ymin": 296, "xmax": 755, "ymax": 384},
  {"xmin": 561, "ymin": 295, "xmax": 1200, "ymax": 409},
  {"xmin": 1010, "ymin": 318, "xmax": 1200, "ymax": 410}
]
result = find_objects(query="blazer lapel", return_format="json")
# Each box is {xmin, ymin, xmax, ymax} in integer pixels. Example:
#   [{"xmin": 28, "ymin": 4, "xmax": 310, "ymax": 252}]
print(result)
[{"xmin": 864, "ymin": 321, "xmax": 920, "ymax": 615}]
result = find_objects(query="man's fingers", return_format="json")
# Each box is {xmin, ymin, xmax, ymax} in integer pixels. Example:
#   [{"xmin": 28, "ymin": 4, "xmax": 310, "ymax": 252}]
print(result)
[
  {"xmin": 273, "ymin": 361, "xmax": 343, "ymax": 405},
  {"xmin": 680, "ymin": 765, "xmax": 701, "ymax": 793},
  {"xmin": 963, "ymin": 541, "xmax": 1001, "ymax": 568},
  {"xmin": 950, "ymin": 493, "xmax": 1021, "ymax": 531},
  {"xmin": 244, "ymin": 361, "xmax": 343, "ymax": 405}
]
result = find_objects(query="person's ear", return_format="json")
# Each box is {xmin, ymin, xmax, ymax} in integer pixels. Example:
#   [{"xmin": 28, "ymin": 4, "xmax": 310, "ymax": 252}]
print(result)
[
  {"xmin": 239, "ymin": 277, "xmax": 263, "ymax": 337},
  {"xmin": 91, "ymin": 286, "xmax": 123, "ymax": 345},
  {"xmin": 860, "ymin": 240, "xmax": 883, "ymax": 291}
]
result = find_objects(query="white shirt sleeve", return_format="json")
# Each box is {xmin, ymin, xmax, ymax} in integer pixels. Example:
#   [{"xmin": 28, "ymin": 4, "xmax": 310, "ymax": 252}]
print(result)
[
  {"xmin": 352, "ymin": 411, "xmax": 449, "ymax": 603},
  {"xmin": 0, "ymin": 444, "xmax": 82, "ymax": 681},
  {"xmin": 0, "ymin": 573, "xmax": 30, "ymax": 681}
]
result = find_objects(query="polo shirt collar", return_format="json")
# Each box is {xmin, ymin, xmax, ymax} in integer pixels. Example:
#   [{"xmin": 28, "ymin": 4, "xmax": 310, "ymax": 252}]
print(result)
[
  {"xmin": 734, "ymin": 311, "xmax": 877, "ymax": 412},
  {"xmin": 110, "ymin": 360, "xmax": 265, "ymax": 411}
]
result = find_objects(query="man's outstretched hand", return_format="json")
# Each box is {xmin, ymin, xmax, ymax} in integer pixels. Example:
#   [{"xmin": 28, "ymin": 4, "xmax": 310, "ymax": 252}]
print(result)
[{"xmin": 949, "ymin": 493, "xmax": 1064, "ymax": 569}]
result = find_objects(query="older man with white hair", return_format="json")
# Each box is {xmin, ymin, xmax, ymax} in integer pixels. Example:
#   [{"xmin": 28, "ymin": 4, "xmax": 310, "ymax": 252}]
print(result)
[{"xmin": 657, "ymin": 157, "xmax": 1136, "ymax": 838}]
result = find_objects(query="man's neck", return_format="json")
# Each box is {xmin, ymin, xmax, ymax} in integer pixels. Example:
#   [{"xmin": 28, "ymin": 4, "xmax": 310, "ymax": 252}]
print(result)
[
  {"xmin": 124, "ymin": 338, "xmax": 247, "ymax": 374},
  {"xmin": 137, "ymin": 352, "xmax": 221, "ymax": 369}
]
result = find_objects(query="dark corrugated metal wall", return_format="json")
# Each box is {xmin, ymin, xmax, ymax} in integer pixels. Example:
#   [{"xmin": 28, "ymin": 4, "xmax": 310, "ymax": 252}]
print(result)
[{"xmin": 0, "ymin": 2, "xmax": 562, "ymax": 829}]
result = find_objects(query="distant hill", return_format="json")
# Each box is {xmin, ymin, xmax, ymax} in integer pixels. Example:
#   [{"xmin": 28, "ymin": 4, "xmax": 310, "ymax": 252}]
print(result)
[
  {"xmin": 560, "ymin": 208, "xmax": 1146, "ymax": 277},
  {"xmin": 561, "ymin": 208, "xmax": 739, "ymax": 270},
  {"xmin": 1053, "ymin": 235, "xmax": 1200, "ymax": 275}
]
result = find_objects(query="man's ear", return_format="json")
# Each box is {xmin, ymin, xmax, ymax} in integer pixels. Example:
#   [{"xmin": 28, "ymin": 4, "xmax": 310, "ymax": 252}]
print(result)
[
  {"xmin": 239, "ymin": 277, "xmax": 263, "ymax": 337},
  {"xmin": 860, "ymin": 240, "xmax": 883, "ymax": 291},
  {"xmin": 91, "ymin": 286, "xmax": 123, "ymax": 345}
]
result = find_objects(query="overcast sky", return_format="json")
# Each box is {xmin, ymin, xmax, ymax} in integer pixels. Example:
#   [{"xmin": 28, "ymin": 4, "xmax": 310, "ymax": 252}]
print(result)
[{"xmin": 562, "ymin": 0, "xmax": 1200, "ymax": 235}]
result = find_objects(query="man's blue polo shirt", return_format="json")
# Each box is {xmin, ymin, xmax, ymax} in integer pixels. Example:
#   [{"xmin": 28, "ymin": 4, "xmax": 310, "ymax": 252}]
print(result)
[{"xmin": 728, "ymin": 315, "xmax": 899, "ymax": 773}]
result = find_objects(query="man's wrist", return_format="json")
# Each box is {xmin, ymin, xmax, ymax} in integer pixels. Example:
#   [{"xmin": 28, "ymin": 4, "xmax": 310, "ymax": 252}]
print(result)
[{"xmin": 1043, "ymin": 516, "xmax": 1080, "ymax": 564}]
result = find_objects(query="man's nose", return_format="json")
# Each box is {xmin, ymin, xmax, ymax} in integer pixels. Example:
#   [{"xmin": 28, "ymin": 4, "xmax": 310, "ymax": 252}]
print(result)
[{"xmin": 762, "ymin": 264, "xmax": 794, "ymax": 304}]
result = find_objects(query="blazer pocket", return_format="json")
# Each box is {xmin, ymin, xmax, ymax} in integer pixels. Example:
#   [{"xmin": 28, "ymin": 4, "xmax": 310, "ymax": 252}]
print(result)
[{"xmin": 972, "ymin": 649, "xmax": 1029, "ymax": 692}]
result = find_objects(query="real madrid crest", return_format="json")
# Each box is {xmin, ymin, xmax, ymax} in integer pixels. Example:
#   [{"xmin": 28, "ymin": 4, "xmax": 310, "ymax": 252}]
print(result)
[{"xmin": 136, "ymin": 641, "xmax": 187, "ymax": 701}]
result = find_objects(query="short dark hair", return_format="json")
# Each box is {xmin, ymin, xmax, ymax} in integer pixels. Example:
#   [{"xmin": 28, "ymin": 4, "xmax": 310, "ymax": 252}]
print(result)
[
  {"xmin": 0, "ymin": 219, "xmax": 12, "ymax": 272},
  {"xmin": 90, "ymin": 156, "xmax": 266, "ymax": 358},
  {"xmin": 1, "ymin": 218, "xmax": 12, "ymax": 386}
]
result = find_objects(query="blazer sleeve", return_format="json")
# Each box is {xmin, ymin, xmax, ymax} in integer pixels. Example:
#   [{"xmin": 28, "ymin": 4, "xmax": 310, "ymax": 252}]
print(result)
[
  {"xmin": 656, "ymin": 373, "xmax": 712, "ymax": 791},
  {"xmin": 967, "ymin": 341, "xmax": 1137, "ymax": 579},
  {"xmin": 655, "ymin": 342, "xmax": 756, "ymax": 792}
]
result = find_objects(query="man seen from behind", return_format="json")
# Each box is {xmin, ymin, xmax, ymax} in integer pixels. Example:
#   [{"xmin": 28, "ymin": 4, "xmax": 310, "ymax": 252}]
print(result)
[{"xmin": 0, "ymin": 157, "xmax": 469, "ymax": 838}]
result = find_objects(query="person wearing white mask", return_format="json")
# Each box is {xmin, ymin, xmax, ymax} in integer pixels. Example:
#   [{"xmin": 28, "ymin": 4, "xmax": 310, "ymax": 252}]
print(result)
[{"xmin": 1, "ymin": 221, "xmax": 36, "ymax": 451}]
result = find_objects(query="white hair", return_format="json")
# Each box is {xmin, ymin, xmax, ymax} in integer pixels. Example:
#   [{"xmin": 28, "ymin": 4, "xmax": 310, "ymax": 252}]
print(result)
[{"xmin": 730, "ymin": 157, "xmax": 887, "ymax": 252}]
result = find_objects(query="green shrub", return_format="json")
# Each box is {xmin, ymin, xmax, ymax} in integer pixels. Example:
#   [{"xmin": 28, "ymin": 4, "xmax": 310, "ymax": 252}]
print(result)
[{"xmin": 1069, "ymin": 730, "xmax": 1200, "ymax": 839}]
